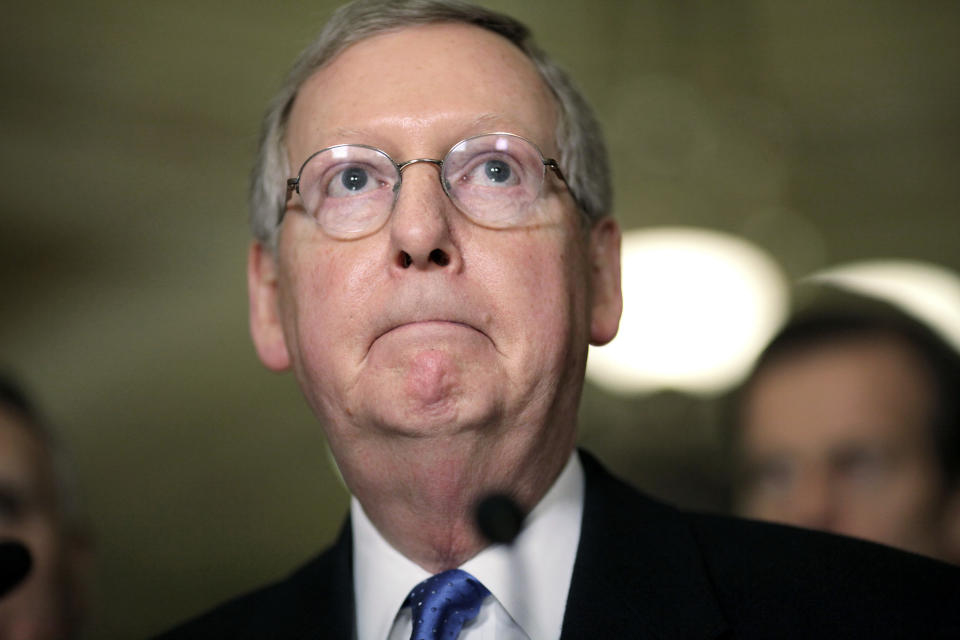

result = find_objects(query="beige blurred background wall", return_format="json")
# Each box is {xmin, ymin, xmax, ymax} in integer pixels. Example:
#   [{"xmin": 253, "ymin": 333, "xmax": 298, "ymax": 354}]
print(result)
[{"xmin": 1, "ymin": 1, "xmax": 957, "ymax": 637}]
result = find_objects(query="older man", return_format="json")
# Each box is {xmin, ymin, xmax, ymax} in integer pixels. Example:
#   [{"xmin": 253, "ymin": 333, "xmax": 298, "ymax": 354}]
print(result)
[{"xmin": 159, "ymin": 1, "xmax": 960, "ymax": 638}]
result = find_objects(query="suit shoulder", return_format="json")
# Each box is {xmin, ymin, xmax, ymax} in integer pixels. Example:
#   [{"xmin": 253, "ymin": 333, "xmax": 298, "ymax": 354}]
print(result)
[
  {"xmin": 152, "ymin": 527, "xmax": 354, "ymax": 639},
  {"xmin": 153, "ymin": 571, "xmax": 299, "ymax": 639},
  {"xmin": 577, "ymin": 449, "xmax": 960, "ymax": 636},
  {"xmin": 682, "ymin": 511, "xmax": 960, "ymax": 636},
  {"xmin": 683, "ymin": 509, "xmax": 959, "ymax": 584}
]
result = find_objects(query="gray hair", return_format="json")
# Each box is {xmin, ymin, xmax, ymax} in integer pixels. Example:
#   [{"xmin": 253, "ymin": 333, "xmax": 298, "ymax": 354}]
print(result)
[{"xmin": 249, "ymin": 0, "xmax": 611, "ymax": 249}]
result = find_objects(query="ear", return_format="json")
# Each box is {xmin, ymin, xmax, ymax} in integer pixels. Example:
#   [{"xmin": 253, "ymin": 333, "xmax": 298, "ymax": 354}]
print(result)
[
  {"xmin": 248, "ymin": 242, "xmax": 292, "ymax": 371},
  {"xmin": 587, "ymin": 217, "xmax": 623, "ymax": 346}
]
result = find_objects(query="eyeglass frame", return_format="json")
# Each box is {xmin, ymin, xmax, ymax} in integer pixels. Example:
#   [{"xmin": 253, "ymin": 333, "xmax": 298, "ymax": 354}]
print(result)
[{"xmin": 282, "ymin": 132, "xmax": 578, "ymax": 229}]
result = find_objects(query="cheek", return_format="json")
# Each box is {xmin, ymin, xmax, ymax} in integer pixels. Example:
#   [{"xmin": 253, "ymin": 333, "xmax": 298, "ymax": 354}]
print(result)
[
  {"xmin": 871, "ymin": 464, "xmax": 942, "ymax": 519},
  {"xmin": 487, "ymin": 230, "xmax": 589, "ymax": 349},
  {"xmin": 279, "ymin": 242, "xmax": 377, "ymax": 376}
]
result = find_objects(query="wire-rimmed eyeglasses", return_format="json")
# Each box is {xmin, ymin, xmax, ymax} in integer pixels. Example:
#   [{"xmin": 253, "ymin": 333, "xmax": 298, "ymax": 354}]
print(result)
[{"xmin": 283, "ymin": 132, "xmax": 573, "ymax": 239}]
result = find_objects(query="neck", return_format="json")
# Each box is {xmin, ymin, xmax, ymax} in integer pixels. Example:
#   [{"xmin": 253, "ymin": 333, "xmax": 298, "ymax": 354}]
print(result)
[{"xmin": 337, "ymin": 429, "xmax": 575, "ymax": 573}]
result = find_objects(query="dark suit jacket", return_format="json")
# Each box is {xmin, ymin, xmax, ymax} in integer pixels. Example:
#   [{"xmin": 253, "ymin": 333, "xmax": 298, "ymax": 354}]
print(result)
[{"xmin": 156, "ymin": 450, "xmax": 960, "ymax": 638}]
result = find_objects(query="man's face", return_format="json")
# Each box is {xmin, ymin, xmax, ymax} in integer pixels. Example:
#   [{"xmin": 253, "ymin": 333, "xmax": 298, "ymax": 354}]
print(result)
[
  {"xmin": 0, "ymin": 408, "xmax": 82, "ymax": 640},
  {"xmin": 249, "ymin": 24, "xmax": 620, "ymax": 472},
  {"xmin": 737, "ymin": 334, "xmax": 952, "ymax": 559}
]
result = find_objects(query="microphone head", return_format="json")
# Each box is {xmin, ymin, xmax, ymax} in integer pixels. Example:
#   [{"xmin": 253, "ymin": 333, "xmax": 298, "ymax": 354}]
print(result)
[
  {"xmin": 474, "ymin": 494, "xmax": 525, "ymax": 545},
  {"xmin": 0, "ymin": 540, "xmax": 31, "ymax": 598}
]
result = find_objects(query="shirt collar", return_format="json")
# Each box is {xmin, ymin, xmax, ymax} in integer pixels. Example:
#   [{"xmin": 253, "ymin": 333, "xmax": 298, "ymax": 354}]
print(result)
[{"xmin": 353, "ymin": 450, "xmax": 584, "ymax": 640}]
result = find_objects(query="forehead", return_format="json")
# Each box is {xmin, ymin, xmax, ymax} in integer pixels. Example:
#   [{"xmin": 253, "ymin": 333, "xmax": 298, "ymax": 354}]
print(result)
[
  {"xmin": 286, "ymin": 22, "xmax": 559, "ymax": 159},
  {"xmin": 741, "ymin": 335, "xmax": 936, "ymax": 454}
]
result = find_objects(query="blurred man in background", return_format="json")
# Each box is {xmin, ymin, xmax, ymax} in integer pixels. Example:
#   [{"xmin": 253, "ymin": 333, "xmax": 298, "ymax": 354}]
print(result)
[
  {"xmin": 731, "ymin": 303, "xmax": 960, "ymax": 563},
  {"xmin": 0, "ymin": 375, "xmax": 92, "ymax": 639}
]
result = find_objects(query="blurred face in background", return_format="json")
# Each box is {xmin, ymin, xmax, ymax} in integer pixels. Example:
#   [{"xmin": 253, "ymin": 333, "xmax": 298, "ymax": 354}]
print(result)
[
  {"xmin": 736, "ymin": 333, "xmax": 960, "ymax": 562},
  {"xmin": 0, "ymin": 407, "xmax": 88, "ymax": 640}
]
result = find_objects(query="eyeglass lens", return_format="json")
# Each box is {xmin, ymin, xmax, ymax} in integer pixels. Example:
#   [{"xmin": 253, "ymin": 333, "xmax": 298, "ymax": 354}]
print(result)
[{"xmin": 294, "ymin": 134, "xmax": 550, "ymax": 238}]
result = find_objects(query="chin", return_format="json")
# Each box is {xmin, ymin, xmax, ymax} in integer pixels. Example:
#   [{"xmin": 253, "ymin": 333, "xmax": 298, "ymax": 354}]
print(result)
[
  {"xmin": 350, "ymin": 356, "xmax": 505, "ymax": 434},
  {"xmin": 369, "ymin": 389, "xmax": 499, "ymax": 439}
]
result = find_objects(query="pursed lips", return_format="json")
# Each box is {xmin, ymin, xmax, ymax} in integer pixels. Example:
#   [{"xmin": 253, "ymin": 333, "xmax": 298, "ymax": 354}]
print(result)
[
  {"xmin": 377, "ymin": 319, "xmax": 482, "ymax": 340},
  {"xmin": 364, "ymin": 292, "xmax": 497, "ymax": 355},
  {"xmin": 367, "ymin": 313, "xmax": 493, "ymax": 354}
]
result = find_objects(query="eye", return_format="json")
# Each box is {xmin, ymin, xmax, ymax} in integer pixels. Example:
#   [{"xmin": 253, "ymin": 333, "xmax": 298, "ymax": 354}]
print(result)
[
  {"xmin": 744, "ymin": 458, "xmax": 794, "ymax": 497},
  {"xmin": 482, "ymin": 159, "xmax": 511, "ymax": 183},
  {"xmin": 833, "ymin": 447, "xmax": 889, "ymax": 486},
  {"xmin": 323, "ymin": 164, "xmax": 387, "ymax": 198},
  {"xmin": 340, "ymin": 167, "xmax": 368, "ymax": 191},
  {"xmin": 460, "ymin": 154, "xmax": 521, "ymax": 188}
]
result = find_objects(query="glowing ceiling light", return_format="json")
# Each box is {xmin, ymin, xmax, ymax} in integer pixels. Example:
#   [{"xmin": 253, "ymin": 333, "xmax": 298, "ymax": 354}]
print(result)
[{"xmin": 586, "ymin": 227, "xmax": 789, "ymax": 395}]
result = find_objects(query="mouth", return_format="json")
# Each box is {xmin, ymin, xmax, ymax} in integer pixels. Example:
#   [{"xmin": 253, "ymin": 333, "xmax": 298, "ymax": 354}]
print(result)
[
  {"xmin": 367, "ymin": 316, "xmax": 493, "ymax": 356},
  {"xmin": 378, "ymin": 319, "xmax": 483, "ymax": 339}
]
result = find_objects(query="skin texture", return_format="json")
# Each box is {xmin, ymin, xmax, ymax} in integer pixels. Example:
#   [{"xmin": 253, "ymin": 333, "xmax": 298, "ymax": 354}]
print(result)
[
  {"xmin": 0, "ymin": 408, "xmax": 88, "ymax": 640},
  {"xmin": 248, "ymin": 23, "xmax": 622, "ymax": 572},
  {"xmin": 737, "ymin": 333, "xmax": 960, "ymax": 562}
]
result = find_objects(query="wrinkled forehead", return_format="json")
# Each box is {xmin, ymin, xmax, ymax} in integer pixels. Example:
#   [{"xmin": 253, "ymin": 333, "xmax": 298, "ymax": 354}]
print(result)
[{"xmin": 286, "ymin": 23, "xmax": 560, "ymax": 160}]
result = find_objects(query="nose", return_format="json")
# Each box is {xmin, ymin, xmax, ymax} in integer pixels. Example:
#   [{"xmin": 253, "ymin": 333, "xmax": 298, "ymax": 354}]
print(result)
[{"xmin": 389, "ymin": 161, "xmax": 460, "ymax": 271}]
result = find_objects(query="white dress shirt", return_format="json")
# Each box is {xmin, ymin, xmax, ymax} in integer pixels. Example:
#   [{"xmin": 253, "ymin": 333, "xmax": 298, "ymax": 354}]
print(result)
[{"xmin": 352, "ymin": 451, "xmax": 585, "ymax": 640}]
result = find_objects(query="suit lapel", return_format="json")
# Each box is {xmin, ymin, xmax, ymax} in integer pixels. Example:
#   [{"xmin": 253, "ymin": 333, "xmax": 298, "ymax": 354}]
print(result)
[
  {"xmin": 560, "ymin": 451, "xmax": 729, "ymax": 639},
  {"xmin": 283, "ymin": 519, "xmax": 356, "ymax": 639}
]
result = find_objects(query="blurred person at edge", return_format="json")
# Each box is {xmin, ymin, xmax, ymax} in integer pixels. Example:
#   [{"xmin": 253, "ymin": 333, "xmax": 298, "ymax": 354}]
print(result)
[
  {"xmin": 731, "ymin": 301, "xmax": 960, "ymax": 564},
  {"xmin": 0, "ymin": 374, "xmax": 92, "ymax": 639}
]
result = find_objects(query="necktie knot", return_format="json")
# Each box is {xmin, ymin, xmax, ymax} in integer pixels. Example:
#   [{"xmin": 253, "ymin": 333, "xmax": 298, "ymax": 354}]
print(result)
[{"xmin": 405, "ymin": 569, "xmax": 490, "ymax": 640}]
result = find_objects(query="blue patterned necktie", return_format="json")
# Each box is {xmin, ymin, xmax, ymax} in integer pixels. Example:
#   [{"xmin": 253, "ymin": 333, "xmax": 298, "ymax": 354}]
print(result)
[{"xmin": 405, "ymin": 569, "xmax": 491, "ymax": 640}]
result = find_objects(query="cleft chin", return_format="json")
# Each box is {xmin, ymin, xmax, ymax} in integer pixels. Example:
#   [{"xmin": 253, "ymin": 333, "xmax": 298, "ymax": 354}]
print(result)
[{"xmin": 405, "ymin": 349, "xmax": 458, "ymax": 408}]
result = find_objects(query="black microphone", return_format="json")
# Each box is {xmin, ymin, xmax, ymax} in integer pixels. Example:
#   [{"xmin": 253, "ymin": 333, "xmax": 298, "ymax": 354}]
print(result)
[
  {"xmin": 474, "ymin": 494, "xmax": 529, "ymax": 618},
  {"xmin": 0, "ymin": 541, "xmax": 31, "ymax": 598},
  {"xmin": 474, "ymin": 493, "xmax": 525, "ymax": 545}
]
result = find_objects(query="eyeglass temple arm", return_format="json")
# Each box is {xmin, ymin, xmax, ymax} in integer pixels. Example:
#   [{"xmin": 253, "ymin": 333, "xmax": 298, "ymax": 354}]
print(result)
[
  {"xmin": 278, "ymin": 179, "xmax": 302, "ymax": 223},
  {"xmin": 544, "ymin": 159, "xmax": 568, "ymax": 186},
  {"xmin": 545, "ymin": 159, "xmax": 587, "ymax": 211}
]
